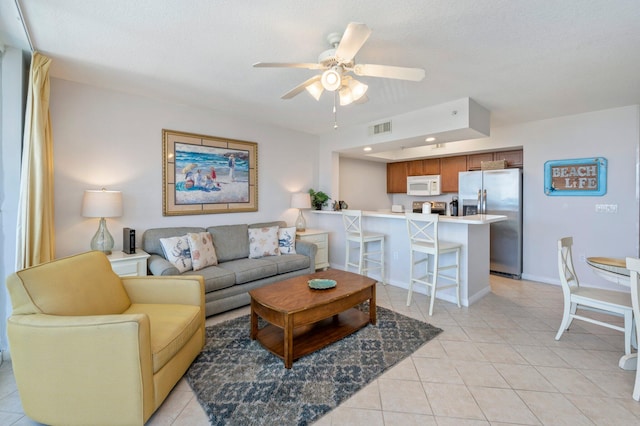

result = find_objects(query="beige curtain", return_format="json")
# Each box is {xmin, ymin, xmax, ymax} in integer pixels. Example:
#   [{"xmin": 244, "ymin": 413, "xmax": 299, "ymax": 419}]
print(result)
[{"xmin": 15, "ymin": 52, "xmax": 55, "ymax": 269}]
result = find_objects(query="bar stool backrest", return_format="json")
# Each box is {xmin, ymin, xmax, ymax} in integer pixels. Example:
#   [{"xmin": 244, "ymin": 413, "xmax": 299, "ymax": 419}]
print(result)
[
  {"xmin": 342, "ymin": 209, "xmax": 363, "ymax": 240},
  {"xmin": 406, "ymin": 213, "xmax": 440, "ymax": 251}
]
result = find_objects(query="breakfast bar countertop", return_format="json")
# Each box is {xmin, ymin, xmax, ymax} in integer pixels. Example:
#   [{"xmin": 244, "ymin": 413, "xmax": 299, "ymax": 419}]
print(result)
[{"xmin": 312, "ymin": 210, "xmax": 507, "ymax": 225}]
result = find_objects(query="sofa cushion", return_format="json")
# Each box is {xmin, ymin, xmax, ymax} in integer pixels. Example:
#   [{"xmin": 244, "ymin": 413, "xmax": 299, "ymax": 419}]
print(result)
[
  {"xmin": 248, "ymin": 226, "xmax": 280, "ymax": 258},
  {"xmin": 124, "ymin": 303, "xmax": 202, "ymax": 373},
  {"xmin": 183, "ymin": 266, "xmax": 236, "ymax": 293},
  {"xmin": 278, "ymin": 226, "xmax": 297, "ymax": 254},
  {"xmin": 7, "ymin": 251, "xmax": 131, "ymax": 316},
  {"xmin": 206, "ymin": 224, "xmax": 249, "ymax": 262},
  {"xmin": 218, "ymin": 258, "xmax": 278, "ymax": 284},
  {"xmin": 186, "ymin": 232, "xmax": 218, "ymax": 271},
  {"xmin": 159, "ymin": 235, "xmax": 192, "ymax": 273},
  {"xmin": 259, "ymin": 253, "xmax": 311, "ymax": 274},
  {"xmin": 143, "ymin": 227, "xmax": 205, "ymax": 257},
  {"xmin": 249, "ymin": 221, "xmax": 287, "ymax": 229}
]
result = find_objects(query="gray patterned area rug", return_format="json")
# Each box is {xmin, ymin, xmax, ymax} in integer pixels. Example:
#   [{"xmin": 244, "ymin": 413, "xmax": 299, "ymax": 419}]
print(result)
[{"xmin": 185, "ymin": 305, "xmax": 442, "ymax": 426}]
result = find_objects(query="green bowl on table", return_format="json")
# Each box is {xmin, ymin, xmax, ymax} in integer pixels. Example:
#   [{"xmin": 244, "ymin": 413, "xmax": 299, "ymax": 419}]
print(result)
[{"xmin": 308, "ymin": 279, "xmax": 337, "ymax": 290}]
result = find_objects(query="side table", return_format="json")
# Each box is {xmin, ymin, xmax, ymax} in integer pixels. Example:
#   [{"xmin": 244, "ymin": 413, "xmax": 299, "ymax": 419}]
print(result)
[
  {"xmin": 296, "ymin": 229, "xmax": 329, "ymax": 270},
  {"xmin": 107, "ymin": 250, "xmax": 150, "ymax": 277}
]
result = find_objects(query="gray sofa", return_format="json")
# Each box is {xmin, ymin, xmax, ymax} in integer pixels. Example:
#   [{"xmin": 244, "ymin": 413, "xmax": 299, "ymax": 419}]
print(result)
[{"xmin": 142, "ymin": 221, "xmax": 317, "ymax": 316}]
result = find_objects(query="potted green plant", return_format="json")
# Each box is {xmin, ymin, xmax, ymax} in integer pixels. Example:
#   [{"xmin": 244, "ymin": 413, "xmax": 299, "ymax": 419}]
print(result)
[{"xmin": 308, "ymin": 189, "xmax": 330, "ymax": 210}]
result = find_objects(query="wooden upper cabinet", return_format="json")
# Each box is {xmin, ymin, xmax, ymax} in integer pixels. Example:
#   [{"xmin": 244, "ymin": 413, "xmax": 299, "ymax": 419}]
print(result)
[
  {"xmin": 423, "ymin": 158, "xmax": 440, "ymax": 175},
  {"xmin": 440, "ymin": 155, "xmax": 467, "ymax": 193},
  {"xmin": 407, "ymin": 160, "xmax": 423, "ymax": 176},
  {"xmin": 387, "ymin": 162, "xmax": 408, "ymax": 193},
  {"xmin": 407, "ymin": 159, "xmax": 440, "ymax": 176},
  {"xmin": 467, "ymin": 153, "xmax": 494, "ymax": 170},
  {"xmin": 494, "ymin": 150, "xmax": 523, "ymax": 168},
  {"xmin": 467, "ymin": 149, "xmax": 523, "ymax": 170},
  {"xmin": 387, "ymin": 150, "xmax": 522, "ymax": 193}
]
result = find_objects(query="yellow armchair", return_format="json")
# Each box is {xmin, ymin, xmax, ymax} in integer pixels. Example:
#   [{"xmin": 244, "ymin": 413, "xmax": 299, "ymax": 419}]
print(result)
[{"xmin": 6, "ymin": 251, "xmax": 205, "ymax": 426}]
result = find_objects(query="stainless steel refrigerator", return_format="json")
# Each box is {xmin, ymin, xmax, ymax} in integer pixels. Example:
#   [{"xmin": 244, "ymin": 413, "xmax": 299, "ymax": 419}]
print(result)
[{"xmin": 458, "ymin": 168, "xmax": 523, "ymax": 279}]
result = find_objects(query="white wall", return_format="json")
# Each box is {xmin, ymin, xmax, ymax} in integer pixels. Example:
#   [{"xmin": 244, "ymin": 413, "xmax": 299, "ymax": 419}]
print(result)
[
  {"xmin": 338, "ymin": 157, "xmax": 392, "ymax": 210},
  {"xmin": 50, "ymin": 79, "xmax": 318, "ymax": 257},
  {"xmin": 321, "ymin": 105, "xmax": 640, "ymax": 291},
  {"xmin": 503, "ymin": 106, "xmax": 639, "ymax": 287}
]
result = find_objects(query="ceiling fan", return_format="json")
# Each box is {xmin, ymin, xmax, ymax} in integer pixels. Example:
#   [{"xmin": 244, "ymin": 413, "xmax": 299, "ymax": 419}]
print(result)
[{"xmin": 253, "ymin": 22, "xmax": 426, "ymax": 107}]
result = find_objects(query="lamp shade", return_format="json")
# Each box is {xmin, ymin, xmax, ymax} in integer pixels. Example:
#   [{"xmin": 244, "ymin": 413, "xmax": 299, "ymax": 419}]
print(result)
[
  {"xmin": 82, "ymin": 189, "xmax": 123, "ymax": 218},
  {"xmin": 291, "ymin": 193, "xmax": 312, "ymax": 209}
]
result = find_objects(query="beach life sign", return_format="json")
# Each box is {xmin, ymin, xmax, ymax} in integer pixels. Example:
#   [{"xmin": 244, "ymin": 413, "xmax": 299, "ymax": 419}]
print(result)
[
  {"xmin": 544, "ymin": 157, "xmax": 607, "ymax": 196},
  {"xmin": 163, "ymin": 129, "xmax": 257, "ymax": 215}
]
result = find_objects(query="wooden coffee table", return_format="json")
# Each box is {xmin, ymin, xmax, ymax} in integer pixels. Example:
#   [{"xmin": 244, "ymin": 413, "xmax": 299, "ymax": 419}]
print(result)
[{"xmin": 249, "ymin": 269, "xmax": 376, "ymax": 368}]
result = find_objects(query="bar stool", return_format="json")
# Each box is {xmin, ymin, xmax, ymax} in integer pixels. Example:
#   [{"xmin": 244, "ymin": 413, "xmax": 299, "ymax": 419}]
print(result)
[
  {"xmin": 406, "ymin": 212, "xmax": 461, "ymax": 316},
  {"xmin": 342, "ymin": 209, "xmax": 386, "ymax": 284}
]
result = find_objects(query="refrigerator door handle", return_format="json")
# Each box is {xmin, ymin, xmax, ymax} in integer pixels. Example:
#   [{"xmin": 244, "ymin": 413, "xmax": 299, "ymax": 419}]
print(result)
[
  {"xmin": 477, "ymin": 189, "xmax": 482, "ymax": 213},
  {"xmin": 482, "ymin": 189, "xmax": 487, "ymax": 214}
]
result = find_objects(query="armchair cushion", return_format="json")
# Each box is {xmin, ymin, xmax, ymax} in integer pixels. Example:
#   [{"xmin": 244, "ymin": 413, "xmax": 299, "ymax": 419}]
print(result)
[
  {"xmin": 124, "ymin": 303, "xmax": 202, "ymax": 373},
  {"xmin": 7, "ymin": 251, "xmax": 131, "ymax": 316}
]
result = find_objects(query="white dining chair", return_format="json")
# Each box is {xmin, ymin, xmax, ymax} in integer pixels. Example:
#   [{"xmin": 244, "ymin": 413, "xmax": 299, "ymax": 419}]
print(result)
[
  {"xmin": 342, "ymin": 209, "xmax": 386, "ymax": 284},
  {"xmin": 625, "ymin": 257, "xmax": 640, "ymax": 401},
  {"xmin": 555, "ymin": 237, "xmax": 633, "ymax": 356},
  {"xmin": 405, "ymin": 212, "xmax": 461, "ymax": 316}
]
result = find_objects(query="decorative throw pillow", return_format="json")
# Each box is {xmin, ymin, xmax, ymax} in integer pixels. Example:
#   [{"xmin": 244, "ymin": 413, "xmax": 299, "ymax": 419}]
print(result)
[
  {"xmin": 186, "ymin": 232, "xmax": 218, "ymax": 271},
  {"xmin": 278, "ymin": 227, "xmax": 297, "ymax": 255},
  {"xmin": 159, "ymin": 235, "xmax": 192, "ymax": 273},
  {"xmin": 248, "ymin": 226, "xmax": 280, "ymax": 258}
]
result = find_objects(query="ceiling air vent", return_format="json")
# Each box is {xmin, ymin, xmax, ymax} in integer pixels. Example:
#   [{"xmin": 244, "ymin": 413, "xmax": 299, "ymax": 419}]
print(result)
[{"xmin": 369, "ymin": 120, "xmax": 392, "ymax": 136}]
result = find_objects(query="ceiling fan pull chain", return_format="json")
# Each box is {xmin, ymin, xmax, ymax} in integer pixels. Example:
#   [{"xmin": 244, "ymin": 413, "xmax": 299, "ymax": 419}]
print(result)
[{"xmin": 333, "ymin": 91, "xmax": 338, "ymax": 129}]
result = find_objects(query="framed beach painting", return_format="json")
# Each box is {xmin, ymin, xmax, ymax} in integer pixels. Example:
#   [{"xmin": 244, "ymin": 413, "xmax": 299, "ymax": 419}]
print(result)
[{"xmin": 163, "ymin": 129, "xmax": 258, "ymax": 215}]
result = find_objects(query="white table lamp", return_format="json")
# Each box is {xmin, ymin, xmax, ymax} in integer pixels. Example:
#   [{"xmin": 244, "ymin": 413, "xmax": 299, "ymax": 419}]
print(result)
[
  {"xmin": 291, "ymin": 192, "xmax": 312, "ymax": 232},
  {"xmin": 82, "ymin": 188, "xmax": 123, "ymax": 255}
]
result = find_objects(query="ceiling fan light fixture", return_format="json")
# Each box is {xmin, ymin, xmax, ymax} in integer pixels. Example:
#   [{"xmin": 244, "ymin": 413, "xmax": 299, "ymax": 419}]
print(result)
[
  {"xmin": 339, "ymin": 86, "xmax": 354, "ymax": 106},
  {"xmin": 348, "ymin": 78, "xmax": 368, "ymax": 102},
  {"xmin": 305, "ymin": 80, "xmax": 324, "ymax": 100},
  {"xmin": 321, "ymin": 68, "xmax": 342, "ymax": 91}
]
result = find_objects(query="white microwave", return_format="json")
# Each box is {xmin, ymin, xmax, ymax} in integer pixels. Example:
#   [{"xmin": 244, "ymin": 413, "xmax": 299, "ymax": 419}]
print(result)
[{"xmin": 407, "ymin": 175, "xmax": 441, "ymax": 196}]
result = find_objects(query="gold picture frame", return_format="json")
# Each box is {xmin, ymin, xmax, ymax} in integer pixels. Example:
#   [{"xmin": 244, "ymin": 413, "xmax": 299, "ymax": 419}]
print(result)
[{"xmin": 163, "ymin": 129, "xmax": 258, "ymax": 215}]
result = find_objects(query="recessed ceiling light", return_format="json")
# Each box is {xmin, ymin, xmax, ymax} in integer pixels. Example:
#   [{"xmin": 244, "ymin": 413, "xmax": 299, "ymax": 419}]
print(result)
[
  {"xmin": 425, "ymin": 137, "xmax": 436, "ymax": 142},
  {"xmin": 363, "ymin": 146, "xmax": 372, "ymax": 152}
]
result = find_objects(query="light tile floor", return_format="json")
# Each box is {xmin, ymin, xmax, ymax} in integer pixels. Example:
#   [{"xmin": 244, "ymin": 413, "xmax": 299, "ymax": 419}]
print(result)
[{"xmin": 2, "ymin": 275, "xmax": 640, "ymax": 425}]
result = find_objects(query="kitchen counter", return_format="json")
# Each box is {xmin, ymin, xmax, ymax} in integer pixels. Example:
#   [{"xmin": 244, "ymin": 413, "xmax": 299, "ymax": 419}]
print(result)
[
  {"xmin": 309, "ymin": 210, "xmax": 507, "ymax": 307},
  {"xmin": 312, "ymin": 209, "xmax": 507, "ymax": 224}
]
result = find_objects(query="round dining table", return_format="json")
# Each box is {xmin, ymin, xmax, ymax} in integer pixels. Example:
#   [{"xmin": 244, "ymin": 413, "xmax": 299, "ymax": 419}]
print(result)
[{"xmin": 586, "ymin": 257, "xmax": 636, "ymax": 370}]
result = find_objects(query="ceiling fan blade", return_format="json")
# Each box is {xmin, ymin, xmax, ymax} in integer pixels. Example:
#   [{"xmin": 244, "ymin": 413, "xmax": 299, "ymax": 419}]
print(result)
[
  {"xmin": 253, "ymin": 62, "xmax": 324, "ymax": 70},
  {"xmin": 335, "ymin": 22, "xmax": 372, "ymax": 63},
  {"xmin": 353, "ymin": 63, "xmax": 425, "ymax": 81},
  {"xmin": 281, "ymin": 75, "xmax": 322, "ymax": 99}
]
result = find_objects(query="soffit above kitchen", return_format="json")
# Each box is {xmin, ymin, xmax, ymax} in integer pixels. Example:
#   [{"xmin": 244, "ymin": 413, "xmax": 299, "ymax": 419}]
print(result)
[
  {"xmin": 336, "ymin": 97, "xmax": 491, "ymax": 162},
  {"xmin": 2, "ymin": 1, "xmax": 640, "ymax": 160}
]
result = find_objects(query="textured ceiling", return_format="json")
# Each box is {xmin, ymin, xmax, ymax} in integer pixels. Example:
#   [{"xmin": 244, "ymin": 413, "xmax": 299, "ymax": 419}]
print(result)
[{"xmin": 2, "ymin": 0, "xmax": 640, "ymax": 145}]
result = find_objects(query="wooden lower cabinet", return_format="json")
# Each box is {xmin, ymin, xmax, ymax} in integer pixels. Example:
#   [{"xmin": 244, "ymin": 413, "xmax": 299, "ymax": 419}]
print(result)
[{"xmin": 440, "ymin": 156, "xmax": 467, "ymax": 193}]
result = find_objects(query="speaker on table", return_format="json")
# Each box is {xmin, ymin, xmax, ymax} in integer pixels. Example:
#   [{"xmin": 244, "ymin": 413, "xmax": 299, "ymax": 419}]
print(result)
[{"xmin": 123, "ymin": 228, "xmax": 136, "ymax": 254}]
